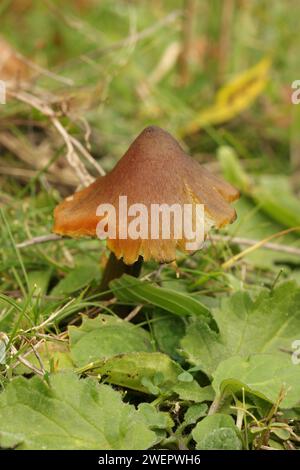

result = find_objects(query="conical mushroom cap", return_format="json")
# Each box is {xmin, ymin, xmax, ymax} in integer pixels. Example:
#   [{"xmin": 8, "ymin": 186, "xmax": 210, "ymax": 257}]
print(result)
[{"xmin": 54, "ymin": 126, "xmax": 239, "ymax": 264}]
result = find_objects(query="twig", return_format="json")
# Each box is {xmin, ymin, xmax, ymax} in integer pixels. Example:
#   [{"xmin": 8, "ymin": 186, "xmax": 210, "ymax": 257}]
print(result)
[
  {"xmin": 17, "ymin": 234, "xmax": 62, "ymax": 248},
  {"xmin": 221, "ymin": 227, "xmax": 300, "ymax": 269},
  {"xmin": 70, "ymin": 135, "xmax": 105, "ymax": 176},
  {"xmin": 1, "ymin": 333, "xmax": 44, "ymax": 376},
  {"xmin": 210, "ymin": 234, "xmax": 300, "ymax": 257},
  {"xmin": 124, "ymin": 305, "xmax": 143, "ymax": 322},
  {"xmin": 22, "ymin": 337, "xmax": 46, "ymax": 375},
  {"xmin": 0, "ymin": 165, "xmax": 76, "ymax": 186},
  {"xmin": 11, "ymin": 345, "xmax": 44, "ymax": 376},
  {"xmin": 24, "ymin": 298, "xmax": 76, "ymax": 333},
  {"xmin": 52, "ymin": 117, "xmax": 94, "ymax": 185},
  {"xmin": 78, "ymin": 116, "xmax": 92, "ymax": 150},
  {"xmin": 17, "ymin": 232, "xmax": 300, "ymax": 258},
  {"xmin": 7, "ymin": 88, "xmax": 91, "ymax": 185},
  {"xmin": 7, "ymin": 87, "xmax": 105, "ymax": 185},
  {"xmin": 15, "ymin": 51, "xmax": 74, "ymax": 86}
]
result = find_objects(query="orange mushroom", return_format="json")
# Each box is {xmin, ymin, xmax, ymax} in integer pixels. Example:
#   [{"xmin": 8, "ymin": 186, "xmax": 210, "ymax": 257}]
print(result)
[{"xmin": 54, "ymin": 126, "xmax": 239, "ymax": 290}]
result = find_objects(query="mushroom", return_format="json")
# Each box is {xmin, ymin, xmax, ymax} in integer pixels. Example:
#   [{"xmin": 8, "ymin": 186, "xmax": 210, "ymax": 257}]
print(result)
[{"xmin": 54, "ymin": 126, "xmax": 239, "ymax": 292}]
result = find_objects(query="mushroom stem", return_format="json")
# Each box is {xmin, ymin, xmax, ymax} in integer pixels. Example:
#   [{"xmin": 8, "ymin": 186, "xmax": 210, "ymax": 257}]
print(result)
[{"xmin": 100, "ymin": 252, "xmax": 143, "ymax": 299}]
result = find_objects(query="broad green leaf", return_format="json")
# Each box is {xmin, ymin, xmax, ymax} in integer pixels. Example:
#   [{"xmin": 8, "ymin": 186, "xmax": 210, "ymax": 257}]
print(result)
[
  {"xmin": 172, "ymin": 383, "xmax": 215, "ymax": 403},
  {"xmin": 152, "ymin": 310, "xmax": 185, "ymax": 361},
  {"xmin": 253, "ymin": 175, "xmax": 300, "ymax": 228},
  {"xmin": 137, "ymin": 403, "xmax": 174, "ymax": 432},
  {"xmin": 271, "ymin": 426, "xmax": 290, "ymax": 441},
  {"xmin": 27, "ymin": 269, "xmax": 52, "ymax": 295},
  {"xmin": 51, "ymin": 264, "xmax": 100, "ymax": 296},
  {"xmin": 212, "ymin": 354, "xmax": 300, "ymax": 409},
  {"xmin": 198, "ymin": 428, "xmax": 242, "ymax": 450},
  {"xmin": 110, "ymin": 274, "xmax": 211, "ymax": 320},
  {"xmin": 181, "ymin": 319, "xmax": 226, "ymax": 376},
  {"xmin": 82, "ymin": 351, "xmax": 205, "ymax": 399},
  {"xmin": 177, "ymin": 371, "xmax": 193, "ymax": 382},
  {"xmin": 0, "ymin": 372, "xmax": 157, "ymax": 450},
  {"xmin": 69, "ymin": 315, "xmax": 153, "ymax": 367},
  {"xmin": 183, "ymin": 403, "xmax": 208, "ymax": 426},
  {"xmin": 181, "ymin": 282, "xmax": 300, "ymax": 376},
  {"xmin": 217, "ymin": 146, "xmax": 251, "ymax": 194},
  {"xmin": 83, "ymin": 351, "xmax": 182, "ymax": 393},
  {"xmin": 213, "ymin": 281, "xmax": 300, "ymax": 356},
  {"xmin": 267, "ymin": 439, "xmax": 285, "ymax": 450},
  {"xmin": 192, "ymin": 414, "xmax": 242, "ymax": 450}
]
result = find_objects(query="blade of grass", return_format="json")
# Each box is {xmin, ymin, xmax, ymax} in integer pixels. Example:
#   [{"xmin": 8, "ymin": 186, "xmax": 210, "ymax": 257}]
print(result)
[{"xmin": 0, "ymin": 208, "xmax": 29, "ymax": 292}]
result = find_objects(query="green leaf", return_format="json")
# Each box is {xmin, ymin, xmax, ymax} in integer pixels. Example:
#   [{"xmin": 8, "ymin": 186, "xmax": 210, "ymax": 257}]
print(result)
[
  {"xmin": 253, "ymin": 175, "xmax": 300, "ymax": 228},
  {"xmin": 51, "ymin": 264, "xmax": 100, "ymax": 296},
  {"xmin": 84, "ymin": 351, "xmax": 182, "ymax": 393},
  {"xmin": 0, "ymin": 372, "xmax": 158, "ymax": 450},
  {"xmin": 27, "ymin": 269, "xmax": 52, "ymax": 295},
  {"xmin": 181, "ymin": 282, "xmax": 300, "ymax": 375},
  {"xmin": 192, "ymin": 414, "xmax": 242, "ymax": 450},
  {"xmin": 217, "ymin": 145, "xmax": 251, "ymax": 193},
  {"xmin": 213, "ymin": 281, "xmax": 300, "ymax": 357},
  {"xmin": 212, "ymin": 354, "xmax": 300, "ymax": 409},
  {"xmin": 172, "ymin": 383, "xmax": 214, "ymax": 403},
  {"xmin": 271, "ymin": 426, "xmax": 290, "ymax": 441},
  {"xmin": 177, "ymin": 371, "xmax": 194, "ymax": 382},
  {"xmin": 267, "ymin": 439, "xmax": 285, "ymax": 450},
  {"xmin": 199, "ymin": 428, "xmax": 243, "ymax": 450},
  {"xmin": 183, "ymin": 403, "xmax": 208, "ymax": 426},
  {"xmin": 82, "ymin": 351, "xmax": 204, "ymax": 399},
  {"xmin": 136, "ymin": 403, "xmax": 174, "ymax": 444},
  {"xmin": 69, "ymin": 315, "xmax": 153, "ymax": 367},
  {"xmin": 137, "ymin": 403, "xmax": 174, "ymax": 432},
  {"xmin": 152, "ymin": 310, "xmax": 185, "ymax": 361},
  {"xmin": 110, "ymin": 275, "xmax": 211, "ymax": 320},
  {"xmin": 180, "ymin": 319, "xmax": 226, "ymax": 376}
]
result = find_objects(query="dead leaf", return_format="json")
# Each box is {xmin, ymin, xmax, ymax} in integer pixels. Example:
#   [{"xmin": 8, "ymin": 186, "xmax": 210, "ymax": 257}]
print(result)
[{"xmin": 180, "ymin": 57, "xmax": 271, "ymax": 136}]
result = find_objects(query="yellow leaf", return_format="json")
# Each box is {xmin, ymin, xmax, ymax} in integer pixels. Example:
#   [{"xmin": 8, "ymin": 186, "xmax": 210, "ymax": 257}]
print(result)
[{"xmin": 180, "ymin": 57, "xmax": 271, "ymax": 136}]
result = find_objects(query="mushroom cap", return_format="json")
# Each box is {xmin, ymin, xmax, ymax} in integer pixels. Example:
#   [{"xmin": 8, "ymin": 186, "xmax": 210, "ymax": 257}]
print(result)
[{"xmin": 54, "ymin": 126, "xmax": 239, "ymax": 264}]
